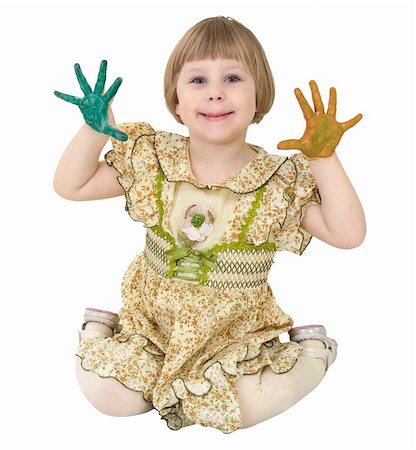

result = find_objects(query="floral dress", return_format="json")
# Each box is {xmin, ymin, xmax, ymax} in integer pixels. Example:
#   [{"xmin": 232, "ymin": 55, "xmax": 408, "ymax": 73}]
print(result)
[{"xmin": 75, "ymin": 122, "xmax": 322, "ymax": 434}]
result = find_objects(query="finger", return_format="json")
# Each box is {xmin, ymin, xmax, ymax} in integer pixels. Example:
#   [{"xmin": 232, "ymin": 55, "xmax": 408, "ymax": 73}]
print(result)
[
  {"xmin": 277, "ymin": 139, "xmax": 302, "ymax": 150},
  {"xmin": 340, "ymin": 113, "xmax": 363, "ymax": 131},
  {"xmin": 102, "ymin": 77, "xmax": 123, "ymax": 104},
  {"xmin": 294, "ymin": 88, "xmax": 314, "ymax": 120},
  {"xmin": 94, "ymin": 60, "xmax": 107, "ymax": 96},
  {"xmin": 104, "ymin": 124, "xmax": 128, "ymax": 141},
  {"xmin": 54, "ymin": 90, "xmax": 81, "ymax": 105},
  {"xmin": 327, "ymin": 87, "xmax": 337, "ymax": 117},
  {"xmin": 309, "ymin": 80, "xmax": 325, "ymax": 114},
  {"xmin": 74, "ymin": 63, "xmax": 93, "ymax": 95}
]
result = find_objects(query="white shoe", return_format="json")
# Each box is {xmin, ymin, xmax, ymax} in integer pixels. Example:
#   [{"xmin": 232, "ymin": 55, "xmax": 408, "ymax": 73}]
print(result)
[
  {"xmin": 78, "ymin": 307, "xmax": 122, "ymax": 343},
  {"xmin": 289, "ymin": 325, "xmax": 338, "ymax": 372},
  {"xmin": 82, "ymin": 307, "xmax": 122, "ymax": 331}
]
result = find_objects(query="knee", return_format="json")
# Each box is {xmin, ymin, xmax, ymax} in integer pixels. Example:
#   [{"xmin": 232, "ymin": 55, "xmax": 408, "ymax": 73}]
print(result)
[
  {"xmin": 286, "ymin": 354, "xmax": 326, "ymax": 402},
  {"xmin": 236, "ymin": 371, "xmax": 294, "ymax": 429},
  {"xmin": 238, "ymin": 388, "xmax": 294, "ymax": 429},
  {"xmin": 75, "ymin": 358, "xmax": 153, "ymax": 417}
]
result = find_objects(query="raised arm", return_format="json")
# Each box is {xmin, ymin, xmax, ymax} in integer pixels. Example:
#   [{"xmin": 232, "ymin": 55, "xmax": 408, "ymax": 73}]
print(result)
[
  {"xmin": 53, "ymin": 107, "xmax": 125, "ymax": 200},
  {"xmin": 277, "ymin": 80, "xmax": 366, "ymax": 248},
  {"xmin": 53, "ymin": 60, "xmax": 127, "ymax": 200}
]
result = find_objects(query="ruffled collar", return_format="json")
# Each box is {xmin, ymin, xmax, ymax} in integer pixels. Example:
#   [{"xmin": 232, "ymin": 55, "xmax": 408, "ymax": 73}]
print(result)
[{"xmin": 153, "ymin": 130, "xmax": 287, "ymax": 194}]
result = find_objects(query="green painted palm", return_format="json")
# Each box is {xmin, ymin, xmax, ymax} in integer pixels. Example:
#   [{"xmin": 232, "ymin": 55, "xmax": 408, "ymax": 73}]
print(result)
[{"xmin": 54, "ymin": 60, "xmax": 128, "ymax": 141}]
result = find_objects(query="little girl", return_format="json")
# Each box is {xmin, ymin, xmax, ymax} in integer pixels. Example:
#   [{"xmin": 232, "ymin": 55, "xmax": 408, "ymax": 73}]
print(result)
[{"xmin": 53, "ymin": 16, "xmax": 366, "ymax": 434}]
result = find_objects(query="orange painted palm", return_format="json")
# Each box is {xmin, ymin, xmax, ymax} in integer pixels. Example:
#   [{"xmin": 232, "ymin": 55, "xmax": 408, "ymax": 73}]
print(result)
[{"xmin": 277, "ymin": 80, "xmax": 363, "ymax": 160}]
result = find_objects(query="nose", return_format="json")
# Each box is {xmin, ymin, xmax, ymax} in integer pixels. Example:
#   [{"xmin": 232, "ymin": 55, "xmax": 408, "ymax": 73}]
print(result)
[
  {"xmin": 207, "ymin": 82, "xmax": 225, "ymax": 101},
  {"xmin": 209, "ymin": 95, "xmax": 223, "ymax": 101}
]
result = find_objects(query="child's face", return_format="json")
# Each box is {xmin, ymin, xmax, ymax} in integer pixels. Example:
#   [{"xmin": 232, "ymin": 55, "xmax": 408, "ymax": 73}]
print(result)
[{"xmin": 175, "ymin": 58, "xmax": 256, "ymax": 145}]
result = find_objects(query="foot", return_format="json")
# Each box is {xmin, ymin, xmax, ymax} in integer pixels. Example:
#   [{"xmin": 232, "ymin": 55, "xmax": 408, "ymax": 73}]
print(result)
[
  {"xmin": 78, "ymin": 307, "xmax": 122, "ymax": 343},
  {"xmin": 289, "ymin": 324, "xmax": 337, "ymax": 372},
  {"xmin": 78, "ymin": 321, "xmax": 114, "ymax": 343}
]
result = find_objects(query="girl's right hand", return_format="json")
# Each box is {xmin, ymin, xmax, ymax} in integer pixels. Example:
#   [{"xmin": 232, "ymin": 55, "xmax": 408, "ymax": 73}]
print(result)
[{"xmin": 54, "ymin": 60, "xmax": 128, "ymax": 141}]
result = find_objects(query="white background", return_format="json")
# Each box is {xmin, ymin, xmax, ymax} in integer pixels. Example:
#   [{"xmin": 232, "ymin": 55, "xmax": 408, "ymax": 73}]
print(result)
[{"xmin": 1, "ymin": 0, "xmax": 415, "ymax": 449}]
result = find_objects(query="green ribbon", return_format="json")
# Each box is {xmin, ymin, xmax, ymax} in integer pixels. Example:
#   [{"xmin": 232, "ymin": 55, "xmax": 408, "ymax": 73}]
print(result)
[{"xmin": 165, "ymin": 246, "xmax": 219, "ymax": 280}]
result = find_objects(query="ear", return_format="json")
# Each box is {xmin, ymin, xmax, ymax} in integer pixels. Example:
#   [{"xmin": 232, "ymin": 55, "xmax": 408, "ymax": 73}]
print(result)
[{"xmin": 175, "ymin": 102, "xmax": 180, "ymax": 115}]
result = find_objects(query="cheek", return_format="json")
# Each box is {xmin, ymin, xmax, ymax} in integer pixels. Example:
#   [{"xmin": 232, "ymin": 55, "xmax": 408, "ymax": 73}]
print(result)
[{"xmin": 246, "ymin": 93, "xmax": 257, "ymax": 112}]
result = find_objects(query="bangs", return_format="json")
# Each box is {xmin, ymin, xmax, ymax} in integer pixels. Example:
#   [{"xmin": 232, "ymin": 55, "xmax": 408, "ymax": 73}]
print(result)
[{"xmin": 175, "ymin": 19, "xmax": 253, "ymax": 71}]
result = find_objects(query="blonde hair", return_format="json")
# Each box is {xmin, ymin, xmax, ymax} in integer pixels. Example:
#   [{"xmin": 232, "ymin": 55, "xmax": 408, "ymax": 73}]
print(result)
[{"xmin": 164, "ymin": 16, "xmax": 275, "ymax": 124}]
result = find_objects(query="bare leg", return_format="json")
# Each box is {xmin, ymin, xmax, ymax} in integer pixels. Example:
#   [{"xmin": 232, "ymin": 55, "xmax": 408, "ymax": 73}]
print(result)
[
  {"xmin": 76, "ymin": 323, "xmax": 153, "ymax": 417},
  {"xmin": 236, "ymin": 340, "xmax": 327, "ymax": 428}
]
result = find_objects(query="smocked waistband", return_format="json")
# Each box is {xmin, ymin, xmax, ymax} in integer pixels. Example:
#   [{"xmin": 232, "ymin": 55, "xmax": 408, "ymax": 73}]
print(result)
[{"xmin": 144, "ymin": 227, "xmax": 276, "ymax": 290}]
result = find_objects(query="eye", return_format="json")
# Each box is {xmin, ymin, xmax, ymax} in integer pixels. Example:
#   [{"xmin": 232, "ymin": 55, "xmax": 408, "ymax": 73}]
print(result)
[
  {"xmin": 226, "ymin": 75, "xmax": 241, "ymax": 83},
  {"xmin": 190, "ymin": 77, "xmax": 206, "ymax": 84}
]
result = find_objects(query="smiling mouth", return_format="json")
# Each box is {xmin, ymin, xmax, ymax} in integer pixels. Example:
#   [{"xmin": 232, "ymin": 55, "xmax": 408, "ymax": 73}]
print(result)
[{"xmin": 201, "ymin": 112, "xmax": 233, "ymax": 118}]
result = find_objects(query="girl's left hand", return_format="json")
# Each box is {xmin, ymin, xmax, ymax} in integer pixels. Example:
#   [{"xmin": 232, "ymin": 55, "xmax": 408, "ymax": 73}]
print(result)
[{"xmin": 277, "ymin": 80, "xmax": 363, "ymax": 160}]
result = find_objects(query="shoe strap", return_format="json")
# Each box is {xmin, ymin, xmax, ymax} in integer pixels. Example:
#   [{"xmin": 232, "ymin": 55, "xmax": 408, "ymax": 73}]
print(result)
[
  {"xmin": 82, "ymin": 320, "xmax": 120, "ymax": 333},
  {"xmin": 301, "ymin": 346, "xmax": 330, "ymax": 372},
  {"xmin": 292, "ymin": 332, "xmax": 337, "ymax": 373},
  {"xmin": 78, "ymin": 329, "xmax": 112, "ymax": 343}
]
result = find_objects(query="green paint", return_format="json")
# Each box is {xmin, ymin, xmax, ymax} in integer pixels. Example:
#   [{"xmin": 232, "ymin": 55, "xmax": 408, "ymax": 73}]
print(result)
[{"xmin": 54, "ymin": 60, "xmax": 128, "ymax": 141}]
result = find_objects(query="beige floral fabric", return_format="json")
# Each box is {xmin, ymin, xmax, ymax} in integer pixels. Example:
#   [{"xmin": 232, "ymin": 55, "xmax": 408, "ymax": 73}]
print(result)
[{"xmin": 76, "ymin": 122, "xmax": 322, "ymax": 434}]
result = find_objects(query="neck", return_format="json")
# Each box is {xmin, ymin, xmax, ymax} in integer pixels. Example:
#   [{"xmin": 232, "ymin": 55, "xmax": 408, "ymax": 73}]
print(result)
[{"xmin": 188, "ymin": 134, "xmax": 253, "ymax": 169}]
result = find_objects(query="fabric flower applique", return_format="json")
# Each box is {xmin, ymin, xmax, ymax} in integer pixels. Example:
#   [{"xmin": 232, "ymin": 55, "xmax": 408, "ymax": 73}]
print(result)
[{"xmin": 178, "ymin": 204, "xmax": 215, "ymax": 247}]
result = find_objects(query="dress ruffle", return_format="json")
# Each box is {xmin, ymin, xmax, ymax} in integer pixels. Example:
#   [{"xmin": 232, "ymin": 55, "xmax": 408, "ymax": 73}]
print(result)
[
  {"xmin": 76, "ymin": 252, "xmax": 304, "ymax": 434},
  {"xmin": 104, "ymin": 122, "xmax": 160, "ymax": 227},
  {"xmin": 270, "ymin": 152, "xmax": 322, "ymax": 255}
]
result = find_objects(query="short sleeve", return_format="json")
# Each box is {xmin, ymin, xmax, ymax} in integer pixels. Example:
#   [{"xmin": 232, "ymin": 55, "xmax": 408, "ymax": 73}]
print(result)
[
  {"xmin": 104, "ymin": 122, "xmax": 160, "ymax": 226},
  {"xmin": 272, "ymin": 153, "xmax": 321, "ymax": 255}
]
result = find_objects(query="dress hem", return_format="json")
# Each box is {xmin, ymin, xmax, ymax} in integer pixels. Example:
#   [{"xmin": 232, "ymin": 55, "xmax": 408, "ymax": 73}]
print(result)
[{"xmin": 75, "ymin": 330, "xmax": 302, "ymax": 434}]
